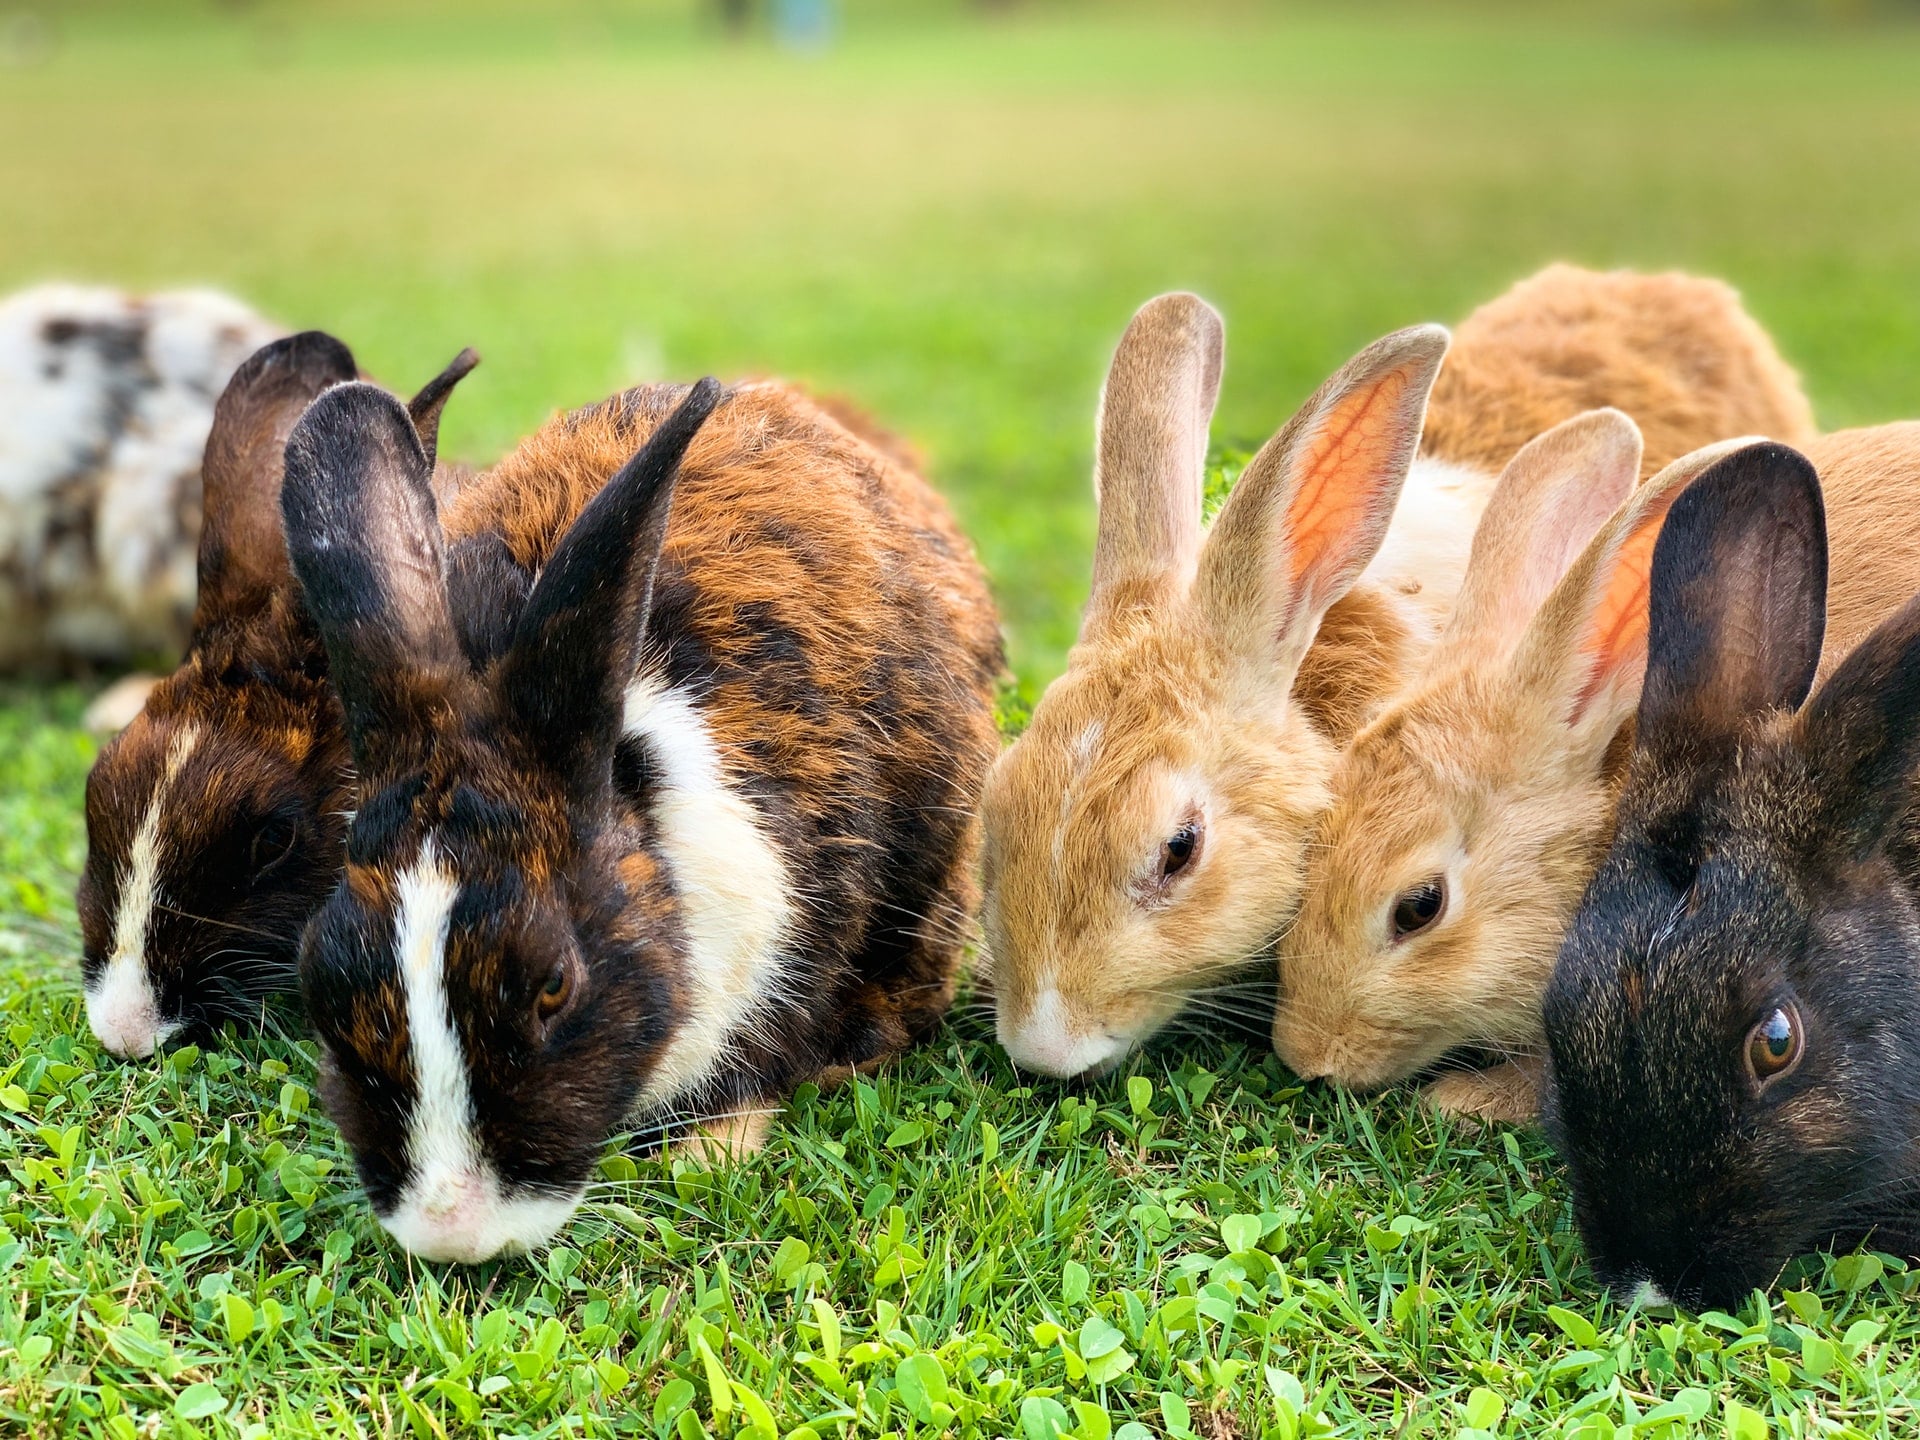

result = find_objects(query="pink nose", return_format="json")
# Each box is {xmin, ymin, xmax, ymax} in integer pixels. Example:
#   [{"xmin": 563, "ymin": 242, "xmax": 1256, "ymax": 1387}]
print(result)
[{"xmin": 387, "ymin": 1172, "xmax": 499, "ymax": 1263}]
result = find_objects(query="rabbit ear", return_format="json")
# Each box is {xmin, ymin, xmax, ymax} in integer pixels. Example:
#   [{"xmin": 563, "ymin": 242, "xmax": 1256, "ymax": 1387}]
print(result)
[
  {"xmin": 282, "ymin": 382, "xmax": 465, "ymax": 762},
  {"xmin": 192, "ymin": 331, "xmax": 358, "ymax": 632},
  {"xmin": 1506, "ymin": 440, "xmax": 1749, "ymax": 752},
  {"xmin": 1636, "ymin": 442, "xmax": 1827, "ymax": 763},
  {"xmin": 1435, "ymin": 409, "xmax": 1641, "ymax": 666},
  {"xmin": 405, "ymin": 347, "xmax": 480, "ymax": 472},
  {"xmin": 1191, "ymin": 324, "xmax": 1449, "ymax": 679},
  {"xmin": 499, "ymin": 378, "xmax": 723, "ymax": 801},
  {"xmin": 1797, "ymin": 593, "xmax": 1920, "ymax": 856},
  {"xmin": 1084, "ymin": 293, "xmax": 1224, "ymax": 632}
]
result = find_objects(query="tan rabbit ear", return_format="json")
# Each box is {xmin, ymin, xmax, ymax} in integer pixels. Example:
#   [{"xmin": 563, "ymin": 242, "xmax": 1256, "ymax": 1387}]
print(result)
[
  {"xmin": 1511, "ymin": 437, "xmax": 1761, "ymax": 741},
  {"xmin": 1191, "ymin": 324, "xmax": 1449, "ymax": 678},
  {"xmin": 1433, "ymin": 410, "xmax": 1641, "ymax": 668},
  {"xmin": 1084, "ymin": 293, "xmax": 1224, "ymax": 634}
]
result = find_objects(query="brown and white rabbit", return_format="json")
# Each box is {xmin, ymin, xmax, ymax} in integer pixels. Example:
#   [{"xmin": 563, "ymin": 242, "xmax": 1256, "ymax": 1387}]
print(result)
[
  {"xmin": 78, "ymin": 333, "xmax": 479, "ymax": 1060},
  {"xmin": 0, "ymin": 283, "xmax": 279, "ymax": 697},
  {"xmin": 981, "ymin": 266, "xmax": 1813, "ymax": 1080},
  {"xmin": 1542, "ymin": 439, "xmax": 1920, "ymax": 1310},
  {"xmin": 281, "ymin": 377, "xmax": 1002, "ymax": 1264},
  {"xmin": 1274, "ymin": 422, "xmax": 1920, "ymax": 1124}
]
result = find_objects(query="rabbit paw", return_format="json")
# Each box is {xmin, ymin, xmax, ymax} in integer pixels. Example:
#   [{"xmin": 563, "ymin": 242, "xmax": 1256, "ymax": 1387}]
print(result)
[
  {"xmin": 1422, "ymin": 1059, "xmax": 1542, "ymax": 1126},
  {"xmin": 673, "ymin": 1110, "xmax": 773, "ymax": 1163}
]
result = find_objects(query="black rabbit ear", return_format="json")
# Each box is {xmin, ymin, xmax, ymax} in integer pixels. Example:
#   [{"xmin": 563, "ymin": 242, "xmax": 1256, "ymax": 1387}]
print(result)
[
  {"xmin": 193, "ymin": 331, "xmax": 358, "ymax": 633},
  {"xmin": 1798, "ymin": 593, "xmax": 1920, "ymax": 856},
  {"xmin": 282, "ymin": 382, "xmax": 465, "ymax": 764},
  {"xmin": 406, "ymin": 347, "xmax": 480, "ymax": 471},
  {"xmin": 499, "ymin": 378, "xmax": 723, "ymax": 801},
  {"xmin": 1637, "ymin": 442, "xmax": 1828, "ymax": 766}
]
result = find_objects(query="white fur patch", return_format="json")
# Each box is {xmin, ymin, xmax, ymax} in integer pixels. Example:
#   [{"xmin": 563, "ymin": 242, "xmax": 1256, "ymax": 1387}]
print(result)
[
  {"xmin": 1359, "ymin": 455, "xmax": 1490, "ymax": 629},
  {"xmin": 622, "ymin": 675, "xmax": 795, "ymax": 1110},
  {"xmin": 999, "ymin": 984, "xmax": 1127, "ymax": 1079},
  {"xmin": 379, "ymin": 843, "xmax": 584, "ymax": 1263},
  {"xmin": 86, "ymin": 723, "xmax": 199, "ymax": 1058},
  {"xmin": 1630, "ymin": 1280, "xmax": 1673, "ymax": 1308}
]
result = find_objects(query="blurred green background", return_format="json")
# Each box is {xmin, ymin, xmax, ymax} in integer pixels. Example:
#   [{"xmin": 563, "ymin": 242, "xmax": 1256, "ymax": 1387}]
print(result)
[{"xmin": 9, "ymin": 0, "xmax": 1920, "ymax": 687}]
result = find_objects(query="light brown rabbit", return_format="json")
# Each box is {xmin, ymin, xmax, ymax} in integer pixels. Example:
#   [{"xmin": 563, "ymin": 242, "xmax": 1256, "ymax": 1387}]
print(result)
[
  {"xmin": 1273, "ymin": 420, "xmax": 1920, "ymax": 1124},
  {"xmin": 982, "ymin": 267, "xmax": 1815, "ymax": 1081}
]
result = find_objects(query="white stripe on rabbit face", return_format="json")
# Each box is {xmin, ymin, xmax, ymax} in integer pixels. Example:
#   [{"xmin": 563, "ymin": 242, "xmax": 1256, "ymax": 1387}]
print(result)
[
  {"xmin": 87, "ymin": 723, "xmax": 199, "ymax": 1059},
  {"xmin": 623, "ymin": 675, "xmax": 796, "ymax": 1111},
  {"xmin": 379, "ymin": 841, "xmax": 579, "ymax": 1264}
]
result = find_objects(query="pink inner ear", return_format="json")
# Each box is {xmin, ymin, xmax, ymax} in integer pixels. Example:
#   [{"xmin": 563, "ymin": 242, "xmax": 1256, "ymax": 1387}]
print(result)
[
  {"xmin": 1570, "ymin": 489, "xmax": 1681, "ymax": 725},
  {"xmin": 1282, "ymin": 365, "xmax": 1419, "ymax": 613}
]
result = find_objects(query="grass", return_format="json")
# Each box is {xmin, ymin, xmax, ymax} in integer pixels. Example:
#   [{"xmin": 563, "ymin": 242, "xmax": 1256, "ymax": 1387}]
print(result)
[{"xmin": 6, "ymin": 2, "xmax": 1920, "ymax": 1435}]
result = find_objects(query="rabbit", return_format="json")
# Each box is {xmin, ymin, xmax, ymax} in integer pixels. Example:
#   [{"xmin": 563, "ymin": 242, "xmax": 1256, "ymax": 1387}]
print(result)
[
  {"xmin": 78, "ymin": 332, "xmax": 480, "ymax": 1061},
  {"xmin": 1421, "ymin": 263, "xmax": 1814, "ymax": 482},
  {"xmin": 1271, "ymin": 420, "xmax": 1920, "ymax": 1125},
  {"xmin": 0, "ymin": 282, "xmax": 281, "ymax": 676},
  {"xmin": 280, "ymin": 375, "xmax": 1002, "ymax": 1264},
  {"xmin": 1541, "ymin": 435, "xmax": 1920, "ymax": 1311},
  {"xmin": 981, "ymin": 266, "xmax": 1814, "ymax": 1082}
]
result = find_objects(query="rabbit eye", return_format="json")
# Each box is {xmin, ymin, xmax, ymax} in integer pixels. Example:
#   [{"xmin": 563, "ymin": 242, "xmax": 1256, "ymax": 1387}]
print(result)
[
  {"xmin": 1745, "ymin": 1004, "xmax": 1803, "ymax": 1087},
  {"xmin": 1391, "ymin": 878, "xmax": 1446, "ymax": 940},
  {"xmin": 534, "ymin": 960, "xmax": 578, "ymax": 1026},
  {"xmin": 1162, "ymin": 822, "xmax": 1201, "ymax": 879},
  {"xmin": 249, "ymin": 815, "xmax": 299, "ymax": 876}
]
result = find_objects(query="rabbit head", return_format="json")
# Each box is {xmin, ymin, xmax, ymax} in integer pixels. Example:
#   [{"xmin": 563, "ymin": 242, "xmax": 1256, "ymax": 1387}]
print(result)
[
  {"xmin": 1543, "ymin": 442, "xmax": 1920, "ymax": 1309},
  {"xmin": 1272, "ymin": 416, "xmax": 1745, "ymax": 1116},
  {"xmin": 981, "ymin": 293, "xmax": 1448, "ymax": 1078},
  {"xmin": 283, "ymin": 378, "xmax": 721, "ymax": 1263}
]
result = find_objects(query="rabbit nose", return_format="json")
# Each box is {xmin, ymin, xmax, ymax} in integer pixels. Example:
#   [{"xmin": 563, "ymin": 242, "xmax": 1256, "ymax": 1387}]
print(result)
[
  {"xmin": 386, "ymin": 1171, "xmax": 501, "ymax": 1264},
  {"xmin": 998, "ymin": 986, "xmax": 1126, "ymax": 1079},
  {"xmin": 86, "ymin": 958, "xmax": 174, "ymax": 1060},
  {"xmin": 1270, "ymin": 1015, "xmax": 1330, "ymax": 1080}
]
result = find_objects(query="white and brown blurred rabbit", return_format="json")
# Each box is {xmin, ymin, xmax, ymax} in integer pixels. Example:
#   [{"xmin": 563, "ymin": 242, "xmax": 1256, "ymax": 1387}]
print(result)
[
  {"xmin": 981, "ymin": 265, "xmax": 1813, "ymax": 1080},
  {"xmin": 0, "ymin": 283, "xmax": 280, "ymax": 723}
]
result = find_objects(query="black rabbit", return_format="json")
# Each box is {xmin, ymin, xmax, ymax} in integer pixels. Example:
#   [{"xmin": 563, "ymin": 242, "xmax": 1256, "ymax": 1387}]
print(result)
[{"xmin": 1542, "ymin": 438, "xmax": 1920, "ymax": 1310}]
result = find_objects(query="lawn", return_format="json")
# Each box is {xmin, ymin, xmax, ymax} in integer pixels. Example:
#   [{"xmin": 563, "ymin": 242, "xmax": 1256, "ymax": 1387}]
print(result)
[{"xmin": 5, "ymin": 2, "xmax": 1920, "ymax": 1436}]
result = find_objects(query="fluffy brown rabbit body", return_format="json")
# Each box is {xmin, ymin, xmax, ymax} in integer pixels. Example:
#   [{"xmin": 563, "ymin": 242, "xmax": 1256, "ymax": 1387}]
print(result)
[
  {"xmin": 1274, "ymin": 422, "xmax": 1920, "ymax": 1123},
  {"xmin": 983, "ymin": 266, "xmax": 1813, "ymax": 1081},
  {"xmin": 283, "ymin": 377, "xmax": 1001, "ymax": 1263}
]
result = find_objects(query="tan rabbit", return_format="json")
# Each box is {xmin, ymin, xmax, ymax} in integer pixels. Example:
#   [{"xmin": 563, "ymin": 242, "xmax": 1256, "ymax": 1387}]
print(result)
[
  {"xmin": 982, "ymin": 267, "xmax": 1815, "ymax": 1081},
  {"xmin": 1273, "ymin": 420, "xmax": 1920, "ymax": 1124}
]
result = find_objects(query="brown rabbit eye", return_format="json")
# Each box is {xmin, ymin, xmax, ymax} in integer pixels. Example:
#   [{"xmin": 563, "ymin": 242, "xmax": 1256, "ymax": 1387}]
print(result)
[
  {"xmin": 534, "ymin": 962, "xmax": 574, "ymax": 1023},
  {"xmin": 1391, "ymin": 878, "xmax": 1446, "ymax": 940},
  {"xmin": 1162, "ymin": 823, "xmax": 1200, "ymax": 878},
  {"xmin": 1745, "ymin": 1005, "xmax": 1803, "ymax": 1087}
]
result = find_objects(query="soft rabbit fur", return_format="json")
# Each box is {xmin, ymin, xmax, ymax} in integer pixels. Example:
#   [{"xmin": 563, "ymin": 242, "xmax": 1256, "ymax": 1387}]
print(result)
[
  {"xmin": 1421, "ymin": 264, "xmax": 1814, "ymax": 481},
  {"xmin": 982, "ymin": 266, "xmax": 1813, "ymax": 1080},
  {"xmin": 78, "ymin": 334, "xmax": 479, "ymax": 1061},
  {"xmin": 1542, "ymin": 442, "xmax": 1920, "ymax": 1310},
  {"xmin": 0, "ymin": 284, "xmax": 279, "ymax": 676},
  {"xmin": 1276, "ymin": 422, "xmax": 1920, "ymax": 1124},
  {"xmin": 283, "ymin": 377, "xmax": 1001, "ymax": 1264}
]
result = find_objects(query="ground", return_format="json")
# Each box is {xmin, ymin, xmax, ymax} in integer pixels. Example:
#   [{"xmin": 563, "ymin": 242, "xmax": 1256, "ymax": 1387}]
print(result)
[{"xmin": 4, "ymin": 3, "xmax": 1920, "ymax": 1436}]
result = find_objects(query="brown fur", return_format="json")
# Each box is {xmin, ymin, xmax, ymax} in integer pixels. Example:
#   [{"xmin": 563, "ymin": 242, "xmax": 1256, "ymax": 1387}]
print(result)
[
  {"xmin": 312, "ymin": 377, "xmax": 1001, "ymax": 1216},
  {"xmin": 77, "ymin": 336, "xmax": 486, "ymax": 1059},
  {"xmin": 1421, "ymin": 263, "xmax": 1815, "ymax": 480},
  {"xmin": 446, "ymin": 383, "xmax": 1001, "ymax": 960},
  {"xmin": 1278, "ymin": 421, "xmax": 1920, "ymax": 1124},
  {"xmin": 984, "ymin": 269, "xmax": 1814, "ymax": 1078}
]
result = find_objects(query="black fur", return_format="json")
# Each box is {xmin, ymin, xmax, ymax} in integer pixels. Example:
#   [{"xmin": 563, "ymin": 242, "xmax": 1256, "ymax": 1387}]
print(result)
[{"xmin": 1543, "ymin": 442, "xmax": 1920, "ymax": 1310}]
